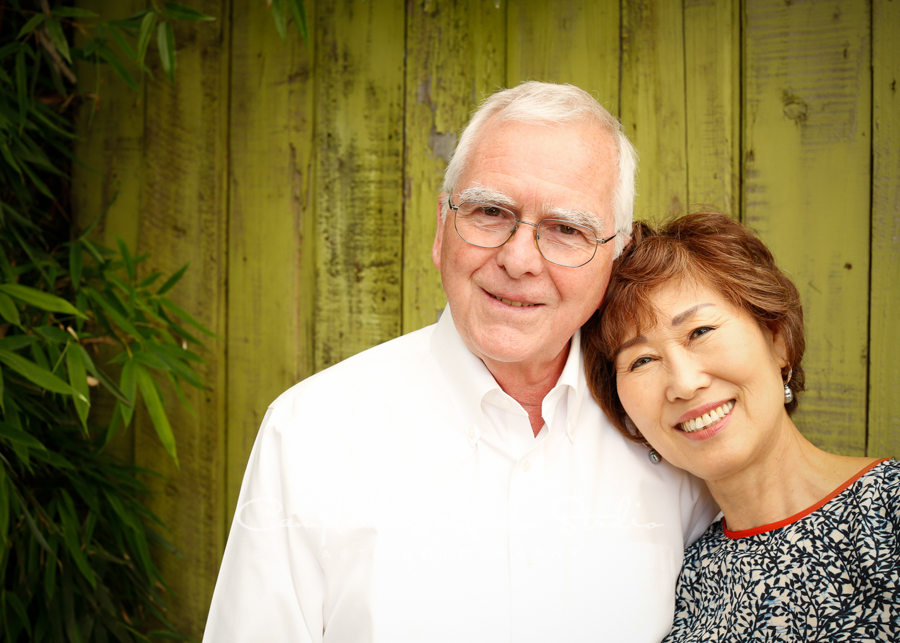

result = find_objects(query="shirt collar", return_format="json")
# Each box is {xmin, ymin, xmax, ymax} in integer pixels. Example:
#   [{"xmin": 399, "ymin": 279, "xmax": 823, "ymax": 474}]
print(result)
[{"xmin": 430, "ymin": 306, "xmax": 588, "ymax": 446}]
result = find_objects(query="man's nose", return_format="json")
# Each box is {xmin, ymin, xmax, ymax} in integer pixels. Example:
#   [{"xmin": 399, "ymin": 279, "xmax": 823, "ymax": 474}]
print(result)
[
  {"xmin": 665, "ymin": 352, "xmax": 710, "ymax": 402},
  {"xmin": 495, "ymin": 221, "xmax": 544, "ymax": 277}
]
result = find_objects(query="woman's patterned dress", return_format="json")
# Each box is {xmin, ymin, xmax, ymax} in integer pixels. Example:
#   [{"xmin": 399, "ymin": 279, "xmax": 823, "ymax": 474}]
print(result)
[{"xmin": 665, "ymin": 459, "xmax": 899, "ymax": 642}]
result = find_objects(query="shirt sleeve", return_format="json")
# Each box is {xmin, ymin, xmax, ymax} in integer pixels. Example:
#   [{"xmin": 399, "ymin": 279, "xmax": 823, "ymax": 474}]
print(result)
[{"xmin": 202, "ymin": 407, "xmax": 324, "ymax": 642}]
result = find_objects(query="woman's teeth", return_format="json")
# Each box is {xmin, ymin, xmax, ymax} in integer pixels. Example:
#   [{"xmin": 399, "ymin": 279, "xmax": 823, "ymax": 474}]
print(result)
[
  {"xmin": 494, "ymin": 295, "xmax": 535, "ymax": 307},
  {"xmin": 679, "ymin": 400, "xmax": 735, "ymax": 433}
]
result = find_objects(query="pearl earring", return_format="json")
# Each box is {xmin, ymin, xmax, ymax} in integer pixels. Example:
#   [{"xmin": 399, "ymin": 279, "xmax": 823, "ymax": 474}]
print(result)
[{"xmin": 783, "ymin": 367, "xmax": 793, "ymax": 405}]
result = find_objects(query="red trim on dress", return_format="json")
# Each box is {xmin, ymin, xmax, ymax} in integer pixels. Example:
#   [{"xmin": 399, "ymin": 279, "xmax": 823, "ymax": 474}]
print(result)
[{"xmin": 723, "ymin": 458, "xmax": 891, "ymax": 540}]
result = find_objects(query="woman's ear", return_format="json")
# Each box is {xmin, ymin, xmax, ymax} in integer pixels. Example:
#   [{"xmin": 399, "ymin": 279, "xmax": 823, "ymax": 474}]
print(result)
[{"xmin": 768, "ymin": 323, "xmax": 789, "ymax": 370}]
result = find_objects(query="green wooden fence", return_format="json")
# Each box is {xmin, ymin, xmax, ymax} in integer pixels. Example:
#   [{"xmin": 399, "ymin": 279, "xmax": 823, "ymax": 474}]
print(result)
[{"xmin": 73, "ymin": 0, "xmax": 899, "ymax": 636}]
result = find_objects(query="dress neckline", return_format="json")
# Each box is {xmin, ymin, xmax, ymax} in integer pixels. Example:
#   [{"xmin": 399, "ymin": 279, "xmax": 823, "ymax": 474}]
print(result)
[{"xmin": 723, "ymin": 458, "xmax": 890, "ymax": 539}]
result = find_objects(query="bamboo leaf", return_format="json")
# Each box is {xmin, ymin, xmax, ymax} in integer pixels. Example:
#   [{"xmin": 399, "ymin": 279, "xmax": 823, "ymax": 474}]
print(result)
[
  {"xmin": 83, "ymin": 287, "xmax": 141, "ymax": 338},
  {"xmin": 115, "ymin": 236, "xmax": 136, "ymax": 282},
  {"xmin": 0, "ymin": 335, "xmax": 37, "ymax": 351},
  {"xmin": 69, "ymin": 241, "xmax": 83, "ymax": 291},
  {"xmin": 137, "ymin": 11, "xmax": 157, "ymax": 65},
  {"xmin": 0, "ymin": 349, "xmax": 84, "ymax": 400},
  {"xmin": 0, "ymin": 283, "xmax": 85, "ymax": 318},
  {"xmin": 161, "ymin": 2, "xmax": 215, "ymax": 21},
  {"xmin": 16, "ymin": 14, "xmax": 46, "ymax": 40},
  {"xmin": 44, "ymin": 18, "xmax": 72, "ymax": 64},
  {"xmin": 287, "ymin": 0, "xmax": 309, "ymax": 45},
  {"xmin": 0, "ymin": 292, "xmax": 21, "ymax": 326},
  {"xmin": 66, "ymin": 342, "xmax": 90, "ymax": 431},
  {"xmin": 270, "ymin": 0, "xmax": 287, "ymax": 41},
  {"xmin": 120, "ymin": 358, "xmax": 137, "ymax": 426},
  {"xmin": 97, "ymin": 44, "xmax": 139, "ymax": 91},
  {"xmin": 18, "ymin": 502, "xmax": 53, "ymax": 554},
  {"xmin": 159, "ymin": 297, "xmax": 217, "ymax": 338},
  {"xmin": 157, "ymin": 21, "xmax": 176, "ymax": 82},
  {"xmin": 0, "ymin": 466, "xmax": 9, "ymax": 547},
  {"xmin": 107, "ymin": 25, "xmax": 137, "ymax": 64},
  {"xmin": 0, "ymin": 422, "xmax": 46, "ymax": 450},
  {"xmin": 135, "ymin": 365, "xmax": 178, "ymax": 465},
  {"xmin": 156, "ymin": 262, "xmax": 188, "ymax": 295},
  {"xmin": 59, "ymin": 493, "xmax": 96, "ymax": 588}
]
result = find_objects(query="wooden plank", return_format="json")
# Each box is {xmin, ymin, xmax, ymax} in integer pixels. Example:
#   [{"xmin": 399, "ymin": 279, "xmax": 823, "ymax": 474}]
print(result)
[
  {"xmin": 314, "ymin": 0, "xmax": 406, "ymax": 370},
  {"xmin": 227, "ymin": 0, "xmax": 316, "ymax": 524},
  {"xmin": 620, "ymin": 0, "xmax": 689, "ymax": 221},
  {"xmin": 868, "ymin": 0, "xmax": 900, "ymax": 458},
  {"xmin": 402, "ymin": 0, "xmax": 507, "ymax": 334},
  {"xmin": 72, "ymin": 0, "xmax": 147, "ymax": 463},
  {"xmin": 506, "ymin": 0, "xmax": 620, "ymax": 114},
  {"xmin": 743, "ymin": 0, "xmax": 871, "ymax": 454},
  {"xmin": 683, "ymin": 0, "xmax": 740, "ymax": 215},
  {"xmin": 134, "ymin": 0, "xmax": 229, "ymax": 636}
]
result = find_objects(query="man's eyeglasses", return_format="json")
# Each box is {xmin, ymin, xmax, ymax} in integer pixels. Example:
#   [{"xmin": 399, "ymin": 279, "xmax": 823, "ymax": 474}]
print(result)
[{"xmin": 449, "ymin": 197, "xmax": 615, "ymax": 268}]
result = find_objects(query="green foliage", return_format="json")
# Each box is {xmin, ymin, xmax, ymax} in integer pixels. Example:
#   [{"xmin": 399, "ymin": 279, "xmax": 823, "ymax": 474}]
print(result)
[
  {"xmin": 0, "ymin": 2, "xmax": 214, "ymax": 641},
  {"xmin": 267, "ymin": 0, "xmax": 309, "ymax": 45}
]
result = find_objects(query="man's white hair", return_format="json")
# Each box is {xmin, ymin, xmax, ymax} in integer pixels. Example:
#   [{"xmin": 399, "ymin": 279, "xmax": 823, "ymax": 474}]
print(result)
[{"xmin": 441, "ymin": 81, "xmax": 638, "ymax": 258}]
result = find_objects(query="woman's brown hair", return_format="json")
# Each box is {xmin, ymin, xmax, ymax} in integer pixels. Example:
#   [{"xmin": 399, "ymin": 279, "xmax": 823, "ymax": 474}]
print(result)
[{"xmin": 582, "ymin": 212, "xmax": 805, "ymax": 444}]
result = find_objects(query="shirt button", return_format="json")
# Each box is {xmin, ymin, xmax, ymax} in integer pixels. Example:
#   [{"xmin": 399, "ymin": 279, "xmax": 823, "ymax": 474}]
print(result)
[
  {"xmin": 468, "ymin": 427, "xmax": 476, "ymax": 438},
  {"xmin": 522, "ymin": 460, "xmax": 531, "ymax": 472},
  {"xmin": 525, "ymin": 559, "xmax": 534, "ymax": 568}
]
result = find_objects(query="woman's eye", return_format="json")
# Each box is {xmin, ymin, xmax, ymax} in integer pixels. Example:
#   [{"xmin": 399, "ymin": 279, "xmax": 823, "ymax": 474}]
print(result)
[
  {"xmin": 690, "ymin": 326, "xmax": 715, "ymax": 340},
  {"xmin": 629, "ymin": 356, "xmax": 653, "ymax": 371}
]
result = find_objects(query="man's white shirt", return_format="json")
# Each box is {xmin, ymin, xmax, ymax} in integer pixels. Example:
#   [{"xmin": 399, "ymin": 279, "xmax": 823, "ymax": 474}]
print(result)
[{"xmin": 203, "ymin": 308, "xmax": 717, "ymax": 642}]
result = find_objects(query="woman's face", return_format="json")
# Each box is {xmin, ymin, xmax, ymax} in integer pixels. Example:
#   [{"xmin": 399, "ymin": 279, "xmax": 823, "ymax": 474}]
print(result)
[{"xmin": 614, "ymin": 279, "xmax": 790, "ymax": 483}]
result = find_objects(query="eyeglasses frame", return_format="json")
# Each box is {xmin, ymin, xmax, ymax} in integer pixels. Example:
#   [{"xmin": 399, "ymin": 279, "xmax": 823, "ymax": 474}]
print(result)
[{"xmin": 447, "ymin": 196, "xmax": 616, "ymax": 268}]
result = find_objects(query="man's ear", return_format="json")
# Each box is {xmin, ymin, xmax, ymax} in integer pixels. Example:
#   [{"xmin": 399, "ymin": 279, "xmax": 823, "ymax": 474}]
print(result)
[{"xmin": 432, "ymin": 196, "xmax": 445, "ymax": 271}]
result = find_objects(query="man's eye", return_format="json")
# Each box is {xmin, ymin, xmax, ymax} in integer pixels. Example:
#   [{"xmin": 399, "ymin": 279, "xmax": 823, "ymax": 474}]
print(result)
[
  {"xmin": 690, "ymin": 326, "xmax": 715, "ymax": 340},
  {"xmin": 479, "ymin": 205, "xmax": 505, "ymax": 217}
]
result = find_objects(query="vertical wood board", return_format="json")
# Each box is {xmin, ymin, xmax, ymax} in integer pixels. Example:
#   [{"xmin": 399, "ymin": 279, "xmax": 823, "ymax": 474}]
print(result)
[
  {"xmin": 226, "ymin": 0, "xmax": 316, "ymax": 525},
  {"xmin": 506, "ymin": 0, "xmax": 620, "ymax": 113},
  {"xmin": 868, "ymin": 0, "xmax": 900, "ymax": 458},
  {"xmin": 743, "ymin": 0, "xmax": 871, "ymax": 453},
  {"xmin": 620, "ymin": 0, "xmax": 689, "ymax": 221},
  {"xmin": 135, "ymin": 1, "xmax": 230, "ymax": 635},
  {"xmin": 402, "ymin": 0, "xmax": 507, "ymax": 334},
  {"xmin": 684, "ymin": 0, "xmax": 741, "ymax": 215},
  {"xmin": 314, "ymin": 0, "xmax": 406, "ymax": 370}
]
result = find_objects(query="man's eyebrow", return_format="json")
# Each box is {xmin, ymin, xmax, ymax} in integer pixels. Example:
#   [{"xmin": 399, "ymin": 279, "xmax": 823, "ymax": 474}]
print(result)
[
  {"xmin": 671, "ymin": 303, "xmax": 714, "ymax": 327},
  {"xmin": 546, "ymin": 206, "xmax": 604, "ymax": 233},
  {"xmin": 457, "ymin": 185, "xmax": 516, "ymax": 207}
]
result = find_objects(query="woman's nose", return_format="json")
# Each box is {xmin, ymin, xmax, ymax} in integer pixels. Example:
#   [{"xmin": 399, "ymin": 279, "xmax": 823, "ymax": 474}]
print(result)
[{"xmin": 665, "ymin": 352, "xmax": 710, "ymax": 402}]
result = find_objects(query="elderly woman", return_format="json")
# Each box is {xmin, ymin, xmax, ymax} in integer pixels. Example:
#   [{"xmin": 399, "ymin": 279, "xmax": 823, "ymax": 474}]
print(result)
[{"xmin": 583, "ymin": 212, "xmax": 898, "ymax": 641}]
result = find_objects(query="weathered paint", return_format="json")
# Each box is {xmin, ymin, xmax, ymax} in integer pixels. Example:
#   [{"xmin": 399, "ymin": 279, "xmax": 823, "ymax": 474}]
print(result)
[
  {"xmin": 227, "ymin": 0, "xmax": 316, "ymax": 525},
  {"xmin": 314, "ymin": 0, "xmax": 405, "ymax": 371},
  {"xmin": 684, "ymin": 0, "xmax": 741, "ymax": 215},
  {"xmin": 743, "ymin": 0, "xmax": 871, "ymax": 454},
  {"xmin": 869, "ymin": 0, "xmax": 900, "ymax": 458},
  {"xmin": 621, "ymin": 0, "xmax": 689, "ymax": 221},
  {"xmin": 507, "ymin": 0, "xmax": 620, "ymax": 110}
]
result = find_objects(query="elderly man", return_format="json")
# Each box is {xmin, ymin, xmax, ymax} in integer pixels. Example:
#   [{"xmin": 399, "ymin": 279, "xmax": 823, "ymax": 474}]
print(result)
[{"xmin": 203, "ymin": 82, "xmax": 717, "ymax": 642}]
